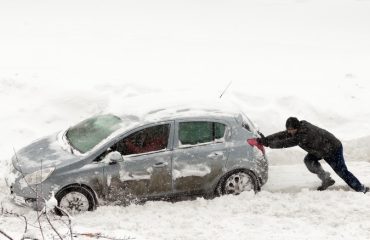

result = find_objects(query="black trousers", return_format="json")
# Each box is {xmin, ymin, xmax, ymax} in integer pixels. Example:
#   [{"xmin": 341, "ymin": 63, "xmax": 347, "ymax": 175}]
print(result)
[{"xmin": 304, "ymin": 147, "xmax": 364, "ymax": 192}]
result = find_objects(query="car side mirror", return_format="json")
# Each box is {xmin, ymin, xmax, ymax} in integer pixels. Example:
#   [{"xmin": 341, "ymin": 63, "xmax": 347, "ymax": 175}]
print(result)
[{"xmin": 106, "ymin": 151, "xmax": 123, "ymax": 165}]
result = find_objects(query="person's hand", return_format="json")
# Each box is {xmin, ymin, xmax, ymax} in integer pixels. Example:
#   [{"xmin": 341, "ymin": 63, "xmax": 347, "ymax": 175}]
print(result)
[{"xmin": 257, "ymin": 136, "xmax": 269, "ymax": 147}]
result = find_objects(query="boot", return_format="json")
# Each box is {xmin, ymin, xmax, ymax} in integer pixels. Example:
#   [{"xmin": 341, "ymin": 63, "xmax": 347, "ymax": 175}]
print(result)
[
  {"xmin": 317, "ymin": 178, "xmax": 335, "ymax": 191},
  {"xmin": 364, "ymin": 186, "xmax": 369, "ymax": 194}
]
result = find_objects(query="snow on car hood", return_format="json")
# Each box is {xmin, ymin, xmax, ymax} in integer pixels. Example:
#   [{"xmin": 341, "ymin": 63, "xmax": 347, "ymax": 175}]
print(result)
[{"xmin": 12, "ymin": 132, "xmax": 81, "ymax": 173}]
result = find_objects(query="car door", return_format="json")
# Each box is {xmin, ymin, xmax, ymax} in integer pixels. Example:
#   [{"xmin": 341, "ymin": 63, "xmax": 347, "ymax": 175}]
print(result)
[
  {"xmin": 102, "ymin": 121, "xmax": 174, "ymax": 203},
  {"xmin": 172, "ymin": 119, "xmax": 230, "ymax": 194}
]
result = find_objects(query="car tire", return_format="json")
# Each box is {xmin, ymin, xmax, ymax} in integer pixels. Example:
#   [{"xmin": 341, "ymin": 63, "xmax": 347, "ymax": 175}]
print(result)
[
  {"xmin": 55, "ymin": 185, "xmax": 96, "ymax": 216},
  {"xmin": 219, "ymin": 170, "xmax": 258, "ymax": 195}
]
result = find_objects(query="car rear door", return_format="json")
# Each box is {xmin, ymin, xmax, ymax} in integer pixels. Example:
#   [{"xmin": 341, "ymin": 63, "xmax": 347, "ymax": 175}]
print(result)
[{"xmin": 172, "ymin": 119, "xmax": 230, "ymax": 194}]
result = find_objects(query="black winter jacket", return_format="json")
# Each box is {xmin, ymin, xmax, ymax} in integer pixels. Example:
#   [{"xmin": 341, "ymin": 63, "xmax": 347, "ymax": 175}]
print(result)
[{"xmin": 265, "ymin": 120, "xmax": 342, "ymax": 158}]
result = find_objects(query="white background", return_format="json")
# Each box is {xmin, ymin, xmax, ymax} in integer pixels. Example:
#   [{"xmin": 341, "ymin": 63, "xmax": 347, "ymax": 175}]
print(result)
[{"xmin": 1, "ymin": 0, "xmax": 370, "ymax": 239}]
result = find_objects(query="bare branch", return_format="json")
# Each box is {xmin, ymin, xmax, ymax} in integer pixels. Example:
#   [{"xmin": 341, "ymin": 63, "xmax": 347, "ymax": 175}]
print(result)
[
  {"xmin": 0, "ymin": 229, "xmax": 13, "ymax": 240},
  {"xmin": 55, "ymin": 206, "xmax": 73, "ymax": 240},
  {"xmin": 43, "ymin": 212, "xmax": 63, "ymax": 240},
  {"xmin": 19, "ymin": 214, "xmax": 28, "ymax": 235},
  {"xmin": 12, "ymin": 147, "xmax": 38, "ymax": 195},
  {"xmin": 36, "ymin": 197, "xmax": 45, "ymax": 240},
  {"xmin": 74, "ymin": 232, "xmax": 135, "ymax": 240},
  {"xmin": 0, "ymin": 204, "xmax": 28, "ymax": 239}
]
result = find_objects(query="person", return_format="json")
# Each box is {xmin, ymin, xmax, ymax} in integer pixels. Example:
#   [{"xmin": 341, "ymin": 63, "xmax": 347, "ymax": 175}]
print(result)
[{"xmin": 257, "ymin": 117, "xmax": 369, "ymax": 193}]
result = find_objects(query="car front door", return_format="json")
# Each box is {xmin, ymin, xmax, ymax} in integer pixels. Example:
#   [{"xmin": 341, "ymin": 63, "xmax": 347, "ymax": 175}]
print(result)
[
  {"xmin": 102, "ymin": 121, "xmax": 174, "ymax": 203},
  {"xmin": 172, "ymin": 119, "xmax": 230, "ymax": 195}
]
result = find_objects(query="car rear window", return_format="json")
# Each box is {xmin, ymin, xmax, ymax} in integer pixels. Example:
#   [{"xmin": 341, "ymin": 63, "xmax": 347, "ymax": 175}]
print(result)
[{"xmin": 179, "ymin": 121, "xmax": 226, "ymax": 146}]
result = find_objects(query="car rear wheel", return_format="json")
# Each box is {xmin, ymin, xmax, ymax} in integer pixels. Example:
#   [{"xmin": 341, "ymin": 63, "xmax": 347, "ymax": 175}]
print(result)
[
  {"xmin": 220, "ymin": 170, "xmax": 257, "ymax": 195},
  {"xmin": 55, "ymin": 186, "xmax": 96, "ymax": 215}
]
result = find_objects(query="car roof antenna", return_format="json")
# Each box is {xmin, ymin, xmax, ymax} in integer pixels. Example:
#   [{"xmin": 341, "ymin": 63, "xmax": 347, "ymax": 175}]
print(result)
[{"xmin": 219, "ymin": 81, "xmax": 233, "ymax": 99}]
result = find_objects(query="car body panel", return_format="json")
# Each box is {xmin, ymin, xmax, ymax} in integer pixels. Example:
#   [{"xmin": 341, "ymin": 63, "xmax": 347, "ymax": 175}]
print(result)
[
  {"xmin": 12, "ymin": 132, "xmax": 81, "ymax": 173},
  {"xmin": 9, "ymin": 111, "xmax": 268, "ymax": 210}
]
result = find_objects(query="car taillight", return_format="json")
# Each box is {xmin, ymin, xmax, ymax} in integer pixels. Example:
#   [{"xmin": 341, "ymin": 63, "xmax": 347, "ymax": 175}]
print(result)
[{"xmin": 247, "ymin": 139, "xmax": 265, "ymax": 154}]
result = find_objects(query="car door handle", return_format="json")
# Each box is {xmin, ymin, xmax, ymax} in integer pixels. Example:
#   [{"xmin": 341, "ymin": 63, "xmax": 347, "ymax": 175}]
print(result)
[
  {"xmin": 207, "ymin": 151, "xmax": 224, "ymax": 159},
  {"xmin": 153, "ymin": 162, "xmax": 169, "ymax": 168}
]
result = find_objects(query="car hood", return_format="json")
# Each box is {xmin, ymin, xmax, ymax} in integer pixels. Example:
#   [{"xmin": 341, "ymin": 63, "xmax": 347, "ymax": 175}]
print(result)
[{"xmin": 12, "ymin": 132, "xmax": 82, "ymax": 173}]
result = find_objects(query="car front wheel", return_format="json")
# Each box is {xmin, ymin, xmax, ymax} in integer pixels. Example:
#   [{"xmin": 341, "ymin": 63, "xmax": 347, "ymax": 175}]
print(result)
[{"xmin": 55, "ymin": 186, "xmax": 96, "ymax": 215}]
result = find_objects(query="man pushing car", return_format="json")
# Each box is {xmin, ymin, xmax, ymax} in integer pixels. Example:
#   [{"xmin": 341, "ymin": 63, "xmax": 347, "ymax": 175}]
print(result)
[{"xmin": 256, "ymin": 117, "xmax": 369, "ymax": 193}]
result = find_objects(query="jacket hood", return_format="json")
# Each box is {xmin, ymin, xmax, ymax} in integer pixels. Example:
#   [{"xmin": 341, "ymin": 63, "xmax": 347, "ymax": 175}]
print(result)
[{"xmin": 12, "ymin": 132, "xmax": 81, "ymax": 173}]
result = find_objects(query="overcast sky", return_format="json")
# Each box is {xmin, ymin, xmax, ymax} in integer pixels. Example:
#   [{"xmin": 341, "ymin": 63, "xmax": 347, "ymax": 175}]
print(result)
[{"xmin": 1, "ymin": 0, "xmax": 370, "ymax": 92}]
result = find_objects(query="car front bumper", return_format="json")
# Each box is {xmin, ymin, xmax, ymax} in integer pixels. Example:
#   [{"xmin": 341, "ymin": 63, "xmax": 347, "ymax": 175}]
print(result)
[
  {"xmin": 9, "ymin": 182, "xmax": 46, "ymax": 211},
  {"xmin": 10, "ymin": 191, "xmax": 45, "ymax": 211}
]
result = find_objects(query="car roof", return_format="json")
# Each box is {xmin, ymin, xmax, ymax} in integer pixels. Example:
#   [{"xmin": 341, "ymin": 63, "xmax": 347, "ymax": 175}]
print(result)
[{"xmin": 115, "ymin": 106, "xmax": 242, "ymax": 125}]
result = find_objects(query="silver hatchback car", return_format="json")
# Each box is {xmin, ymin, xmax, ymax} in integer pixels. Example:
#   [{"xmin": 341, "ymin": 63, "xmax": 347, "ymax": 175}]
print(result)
[{"xmin": 8, "ymin": 108, "xmax": 268, "ymax": 214}]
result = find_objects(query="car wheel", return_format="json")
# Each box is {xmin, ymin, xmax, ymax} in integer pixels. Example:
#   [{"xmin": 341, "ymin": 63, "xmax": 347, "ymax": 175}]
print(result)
[
  {"xmin": 220, "ymin": 170, "xmax": 257, "ymax": 195},
  {"xmin": 55, "ymin": 186, "xmax": 96, "ymax": 215}
]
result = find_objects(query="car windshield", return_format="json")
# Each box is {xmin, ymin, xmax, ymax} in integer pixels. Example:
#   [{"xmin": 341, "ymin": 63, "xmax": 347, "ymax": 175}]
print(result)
[{"xmin": 66, "ymin": 114, "xmax": 122, "ymax": 153}]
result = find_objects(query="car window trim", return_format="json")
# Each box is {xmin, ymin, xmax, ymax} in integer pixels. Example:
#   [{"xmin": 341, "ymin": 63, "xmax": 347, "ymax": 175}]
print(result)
[
  {"xmin": 178, "ymin": 140, "xmax": 226, "ymax": 149},
  {"xmin": 124, "ymin": 148, "xmax": 170, "ymax": 157}
]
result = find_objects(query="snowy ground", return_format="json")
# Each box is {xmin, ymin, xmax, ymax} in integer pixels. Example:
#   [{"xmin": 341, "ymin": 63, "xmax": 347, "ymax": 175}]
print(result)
[
  {"xmin": 1, "ymin": 162, "xmax": 369, "ymax": 240},
  {"xmin": 1, "ymin": 0, "xmax": 370, "ymax": 239}
]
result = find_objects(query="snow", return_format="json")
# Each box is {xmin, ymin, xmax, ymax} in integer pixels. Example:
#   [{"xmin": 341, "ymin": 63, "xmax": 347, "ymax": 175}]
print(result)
[
  {"xmin": 1, "ymin": 0, "xmax": 370, "ymax": 239},
  {"xmin": 43, "ymin": 191, "xmax": 58, "ymax": 213},
  {"xmin": 119, "ymin": 171, "xmax": 152, "ymax": 182},
  {"xmin": 173, "ymin": 164, "xmax": 212, "ymax": 179},
  {"xmin": 2, "ymin": 163, "xmax": 369, "ymax": 240}
]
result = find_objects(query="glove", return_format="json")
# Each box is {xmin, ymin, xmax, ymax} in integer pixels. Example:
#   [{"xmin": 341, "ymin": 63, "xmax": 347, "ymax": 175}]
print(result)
[{"xmin": 257, "ymin": 137, "xmax": 269, "ymax": 147}]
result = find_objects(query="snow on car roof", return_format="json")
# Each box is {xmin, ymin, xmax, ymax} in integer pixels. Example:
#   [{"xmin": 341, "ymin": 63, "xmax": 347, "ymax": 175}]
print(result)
[
  {"xmin": 114, "ymin": 103, "xmax": 243, "ymax": 124},
  {"xmin": 105, "ymin": 90, "xmax": 248, "ymax": 125}
]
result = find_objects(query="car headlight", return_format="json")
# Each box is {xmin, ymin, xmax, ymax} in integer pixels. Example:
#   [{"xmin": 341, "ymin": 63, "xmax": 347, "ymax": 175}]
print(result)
[{"xmin": 24, "ymin": 167, "xmax": 55, "ymax": 185}]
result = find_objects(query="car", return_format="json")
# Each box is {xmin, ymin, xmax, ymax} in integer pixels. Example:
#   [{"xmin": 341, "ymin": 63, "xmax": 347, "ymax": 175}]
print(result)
[{"xmin": 7, "ymin": 107, "xmax": 268, "ymax": 215}]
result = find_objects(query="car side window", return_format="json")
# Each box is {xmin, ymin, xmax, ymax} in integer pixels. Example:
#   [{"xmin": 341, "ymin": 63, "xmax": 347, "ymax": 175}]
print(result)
[
  {"xmin": 114, "ymin": 124, "xmax": 170, "ymax": 155},
  {"xmin": 178, "ymin": 121, "xmax": 226, "ymax": 146},
  {"xmin": 215, "ymin": 122, "xmax": 226, "ymax": 140}
]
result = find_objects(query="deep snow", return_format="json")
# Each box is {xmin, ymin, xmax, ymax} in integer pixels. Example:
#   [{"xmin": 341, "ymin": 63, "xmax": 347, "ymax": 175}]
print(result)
[
  {"xmin": 1, "ymin": 0, "xmax": 370, "ymax": 239},
  {"xmin": 1, "ymin": 162, "xmax": 370, "ymax": 240}
]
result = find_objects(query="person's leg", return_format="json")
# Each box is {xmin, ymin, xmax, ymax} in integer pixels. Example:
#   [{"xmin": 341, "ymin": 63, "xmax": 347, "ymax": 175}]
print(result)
[
  {"xmin": 325, "ymin": 147, "xmax": 364, "ymax": 192},
  {"xmin": 304, "ymin": 153, "xmax": 332, "ymax": 182}
]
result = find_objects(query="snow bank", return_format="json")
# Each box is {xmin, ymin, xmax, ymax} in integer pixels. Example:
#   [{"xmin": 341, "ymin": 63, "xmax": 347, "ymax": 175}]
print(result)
[{"xmin": 1, "ymin": 77, "xmax": 369, "ymax": 166}]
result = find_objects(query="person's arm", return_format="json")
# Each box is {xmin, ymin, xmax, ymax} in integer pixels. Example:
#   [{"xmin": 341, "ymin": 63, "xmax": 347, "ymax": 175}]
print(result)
[
  {"xmin": 265, "ymin": 131, "xmax": 289, "ymax": 142},
  {"xmin": 268, "ymin": 137, "xmax": 299, "ymax": 149},
  {"xmin": 258, "ymin": 131, "xmax": 299, "ymax": 149}
]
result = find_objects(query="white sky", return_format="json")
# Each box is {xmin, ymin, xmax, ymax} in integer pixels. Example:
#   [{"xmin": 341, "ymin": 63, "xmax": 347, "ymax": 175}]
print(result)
[
  {"xmin": 1, "ymin": 0, "xmax": 370, "ymax": 143},
  {"xmin": 1, "ymin": 0, "xmax": 370, "ymax": 91}
]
